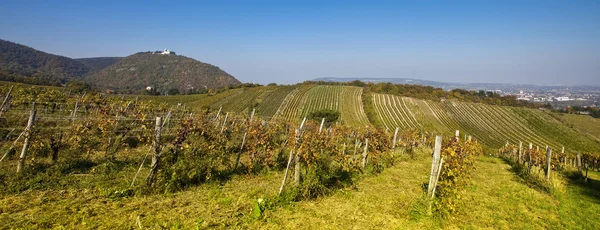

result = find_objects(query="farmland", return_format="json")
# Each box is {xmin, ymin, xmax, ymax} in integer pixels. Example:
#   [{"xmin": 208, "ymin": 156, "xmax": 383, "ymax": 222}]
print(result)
[
  {"xmin": 271, "ymin": 85, "xmax": 370, "ymax": 126},
  {"xmin": 124, "ymin": 83, "xmax": 600, "ymax": 154},
  {"xmin": 370, "ymin": 94, "xmax": 600, "ymax": 153},
  {"xmin": 0, "ymin": 82, "xmax": 599, "ymax": 229}
]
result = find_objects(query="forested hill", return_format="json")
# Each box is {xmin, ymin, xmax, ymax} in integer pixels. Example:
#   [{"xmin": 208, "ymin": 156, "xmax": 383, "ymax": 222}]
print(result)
[
  {"xmin": 0, "ymin": 39, "xmax": 89, "ymax": 84},
  {"xmin": 86, "ymin": 52, "xmax": 241, "ymax": 94},
  {"xmin": 0, "ymin": 39, "xmax": 241, "ymax": 92},
  {"xmin": 75, "ymin": 57, "xmax": 122, "ymax": 75}
]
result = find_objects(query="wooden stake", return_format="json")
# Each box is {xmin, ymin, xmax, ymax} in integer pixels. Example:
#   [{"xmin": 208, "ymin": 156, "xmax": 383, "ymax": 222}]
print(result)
[
  {"xmin": 215, "ymin": 106, "xmax": 222, "ymax": 121},
  {"xmin": 545, "ymin": 147, "xmax": 552, "ymax": 180},
  {"xmin": 427, "ymin": 135, "xmax": 443, "ymax": 197},
  {"xmin": 71, "ymin": 96, "xmax": 79, "ymax": 121},
  {"xmin": 234, "ymin": 132, "xmax": 248, "ymax": 170},
  {"xmin": 431, "ymin": 158, "xmax": 444, "ymax": 199},
  {"xmin": 16, "ymin": 107, "xmax": 36, "ymax": 173},
  {"xmin": 293, "ymin": 118, "xmax": 307, "ymax": 185},
  {"xmin": 319, "ymin": 117, "xmax": 325, "ymax": 133},
  {"xmin": 362, "ymin": 138, "xmax": 369, "ymax": 168},
  {"xmin": 577, "ymin": 153, "xmax": 582, "ymax": 174},
  {"xmin": 220, "ymin": 112, "xmax": 229, "ymax": 134},
  {"xmin": 0, "ymin": 85, "xmax": 13, "ymax": 119},
  {"xmin": 279, "ymin": 148, "xmax": 295, "ymax": 195},
  {"xmin": 0, "ymin": 130, "xmax": 25, "ymax": 163},
  {"xmin": 146, "ymin": 117, "xmax": 163, "ymax": 186},
  {"xmin": 392, "ymin": 127, "xmax": 399, "ymax": 151},
  {"xmin": 518, "ymin": 141, "xmax": 522, "ymax": 163}
]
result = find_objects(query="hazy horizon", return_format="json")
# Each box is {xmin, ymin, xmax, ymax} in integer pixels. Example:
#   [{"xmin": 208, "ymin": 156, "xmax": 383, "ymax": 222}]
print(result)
[{"xmin": 1, "ymin": 0, "xmax": 599, "ymax": 86}]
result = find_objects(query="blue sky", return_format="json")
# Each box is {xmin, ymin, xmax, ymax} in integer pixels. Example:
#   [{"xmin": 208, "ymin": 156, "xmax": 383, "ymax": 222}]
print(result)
[{"xmin": 1, "ymin": 0, "xmax": 599, "ymax": 85}]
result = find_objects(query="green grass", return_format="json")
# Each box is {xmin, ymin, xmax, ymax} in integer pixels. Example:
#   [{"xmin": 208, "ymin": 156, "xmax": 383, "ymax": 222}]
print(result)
[
  {"xmin": 550, "ymin": 113, "xmax": 600, "ymax": 143},
  {"xmin": 2, "ymin": 148, "xmax": 599, "ymax": 229}
]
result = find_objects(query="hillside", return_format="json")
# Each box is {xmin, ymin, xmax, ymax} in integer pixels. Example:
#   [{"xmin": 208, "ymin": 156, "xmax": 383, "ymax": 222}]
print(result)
[
  {"xmin": 0, "ymin": 39, "xmax": 89, "ymax": 83},
  {"xmin": 86, "ymin": 52, "xmax": 240, "ymax": 93},
  {"xmin": 140, "ymin": 84, "xmax": 600, "ymax": 153},
  {"xmin": 75, "ymin": 57, "xmax": 122, "ymax": 75}
]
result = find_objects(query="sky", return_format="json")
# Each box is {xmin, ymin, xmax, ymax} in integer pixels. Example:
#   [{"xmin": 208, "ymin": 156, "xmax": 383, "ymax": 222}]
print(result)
[{"xmin": 1, "ymin": 0, "xmax": 599, "ymax": 85}]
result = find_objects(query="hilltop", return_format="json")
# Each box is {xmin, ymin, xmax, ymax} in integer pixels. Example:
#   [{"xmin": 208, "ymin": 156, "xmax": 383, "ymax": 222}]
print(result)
[
  {"xmin": 86, "ymin": 52, "xmax": 240, "ymax": 94},
  {"xmin": 0, "ymin": 39, "xmax": 241, "ymax": 92},
  {"xmin": 0, "ymin": 39, "xmax": 89, "ymax": 84}
]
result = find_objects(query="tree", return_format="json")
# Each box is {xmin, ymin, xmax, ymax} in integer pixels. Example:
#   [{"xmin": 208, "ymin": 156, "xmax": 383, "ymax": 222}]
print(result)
[
  {"xmin": 167, "ymin": 88, "xmax": 180, "ymax": 95},
  {"xmin": 66, "ymin": 80, "xmax": 91, "ymax": 93},
  {"xmin": 308, "ymin": 109, "xmax": 340, "ymax": 125}
]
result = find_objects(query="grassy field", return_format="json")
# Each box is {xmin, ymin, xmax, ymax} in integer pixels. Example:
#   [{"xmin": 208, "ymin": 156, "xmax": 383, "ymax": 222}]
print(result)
[
  {"xmin": 550, "ymin": 112, "xmax": 600, "ymax": 143},
  {"xmin": 1, "ymin": 147, "xmax": 598, "ymax": 229}
]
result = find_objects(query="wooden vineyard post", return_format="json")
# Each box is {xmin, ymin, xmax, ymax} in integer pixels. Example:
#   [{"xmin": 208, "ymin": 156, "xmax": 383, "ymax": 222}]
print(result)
[
  {"xmin": 319, "ymin": 117, "xmax": 325, "ymax": 133},
  {"xmin": 392, "ymin": 127, "xmax": 399, "ymax": 152},
  {"xmin": 518, "ymin": 141, "xmax": 522, "ymax": 164},
  {"xmin": 545, "ymin": 147, "xmax": 552, "ymax": 180},
  {"xmin": 250, "ymin": 108, "xmax": 255, "ymax": 122},
  {"xmin": 561, "ymin": 147, "xmax": 565, "ymax": 169},
  {"xmin": 234, "ymin": 132, "xmax": 248, "ymax": 170},
  {"xmin": 431, "ymin": 158, "xmax": 444, "ymax": 199},
  {"xmin": 577, "ymin": 153, "xmax": 582, "ymax": 174},
  {"xmin": 215, "ymin": 106, "xmax": 222, "ymax": 121},
  {"xmin": 146, "ymin": 117, "xmax": 163, "ymax": 186},
  {"xmin": 0, "ymin": 85, "xmax": 13, "ymax": 119},
  {"xmin": 279, "ymin": 129, "xmax": 299, "ymax": 195},
  {"xmin": 584, "ymin": 158, "xmax": 589, "ymax": 182},
  {"xmin": 16, "ymin": 106, "xmax": 36, "ymax": 173},
  {"xmin": 294, "ymin": 117, "xmax": 307, "ymax": 186},
  {"xmin": 0, "ymin": 130, "xmax": 26, "ymax": 163},
  {"xmin": 428, "ymin": 135, "xmax": 443, "ymax": 197},
  {"xmin": 528, "ymin": 143, "xmax": 533, "ymax": 173},
  {"xmin": 455, "ymin": 130, "xmax": 459, "ymax": 141},
  {"xmin": 71, "ymin": 96, "xmax": 79, "ymax": 121},
  {"xmin": 362, "ymin": 138, "xmax": 369, "ymax": 168},
  {"xmin": 427, "ymin": 135, "xmax": 443, "ymax": 214},
  {"xmin": 162, "ymin": 107, "xmax": 173, "ymax": 130},
  {"xmin": 220, "ymin": 112, "xmax": 229, "ymax": 134}
]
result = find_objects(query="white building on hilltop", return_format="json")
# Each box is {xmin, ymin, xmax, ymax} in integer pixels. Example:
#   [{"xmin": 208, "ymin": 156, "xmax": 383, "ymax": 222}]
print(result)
[{"xmin": 154, "ymin": 49, "xmax": 176, "ymax": 55}]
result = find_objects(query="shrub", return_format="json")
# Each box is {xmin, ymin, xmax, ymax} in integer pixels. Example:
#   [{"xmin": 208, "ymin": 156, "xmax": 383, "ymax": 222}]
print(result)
[
  {"xmin": 308, "ymin": 109, "xmax": 340, "ymax": 125},
  {"xmin": 434, "ymin": 138, "xmax": 482, "ymax": 215}
]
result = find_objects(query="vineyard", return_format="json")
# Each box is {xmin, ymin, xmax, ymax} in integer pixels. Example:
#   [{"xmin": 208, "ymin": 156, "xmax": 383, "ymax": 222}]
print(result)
[
  {"xmin": 0, "ymin": 83, "xmax": 598, "ymax": 228},
  {"xmin": 120, "ymin": 84, "xmax": 600, "ymax": 157},
  {"xmin": 372, "ymin": 93, "xmax": 423, "ymax": 131},
  {"xmin": 364, "ymin": 91, "xmax": 600, "ymax": 154},
  {"xmin": 272, "ymin": 85, "xmax": 370, "ymax": 126}
]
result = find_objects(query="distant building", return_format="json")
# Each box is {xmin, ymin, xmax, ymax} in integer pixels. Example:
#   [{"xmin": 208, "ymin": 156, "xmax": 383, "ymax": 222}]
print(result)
[
  {"xmin": 153, "ymin": 49, "xmax": 176, "ymax": 55},
  {"xmin": 555, "ymin": 97, "xmax": 572, "ymax": 101}
]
